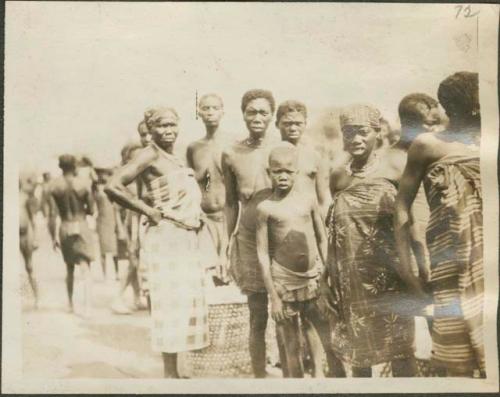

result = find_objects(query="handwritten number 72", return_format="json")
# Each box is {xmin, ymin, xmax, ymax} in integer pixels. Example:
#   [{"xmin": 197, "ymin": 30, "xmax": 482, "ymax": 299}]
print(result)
[{"xmin": 455, "ymin": 5, "xmax": 480, "ymax": 19}]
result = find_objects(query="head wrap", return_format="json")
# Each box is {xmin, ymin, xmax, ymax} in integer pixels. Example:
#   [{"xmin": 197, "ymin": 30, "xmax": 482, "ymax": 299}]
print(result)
[
  {"xmin": 339, "ymin": 104, "xmax": 381, "ymax": 130},
  {"xmin": 144, "ymin": 107, "xmax": 179, "ymax": 129}
]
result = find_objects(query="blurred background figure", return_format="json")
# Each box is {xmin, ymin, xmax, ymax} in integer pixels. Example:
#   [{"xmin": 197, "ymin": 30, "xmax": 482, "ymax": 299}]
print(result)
[
  {"xmin": 19, "ymin": 171, "xmax": 40, "ymax": 309},
  {"xmin": 94, "ymin": 167, "xmax": 120, "ymax": 280},
  {"xmin": 48, "ymin": 154, "xmax": 96, "ymax": 316}
]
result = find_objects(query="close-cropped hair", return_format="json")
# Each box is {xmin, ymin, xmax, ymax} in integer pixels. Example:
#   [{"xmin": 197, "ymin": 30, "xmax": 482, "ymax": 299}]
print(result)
[
  {"xmin": 276, "ymin": 100, "xmax": 308, "ymax": 123},
  {"xmin": 398, "ymin": 93, "xmax": 438, "ymax": 128},
  {"xmin": 241, "ymin": 89, "xmax": 275, "ymax": 114}
]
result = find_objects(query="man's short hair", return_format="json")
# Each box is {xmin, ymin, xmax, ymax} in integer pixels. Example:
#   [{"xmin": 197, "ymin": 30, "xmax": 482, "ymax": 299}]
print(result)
[
  {"xmin": 437, "ymin": 71, "xmax": 479, "ymax": 118},
  {"xmin": 276, "ymin": 100, "xmax": 307, "ymax": 123},
  {"xmin": 199, "ymin": 93, "xmax": 224, "ymax": 109},
  {"xmin": 241, "ymin": 89, "xmax": 275, "ymax": 114},
  {"xmin": 398, "ymin": 93, "xmax": 438, "ymax": 128},
  {"xmin": 58, "ymin": 154, "xmax": 77, "ymax": 172}
]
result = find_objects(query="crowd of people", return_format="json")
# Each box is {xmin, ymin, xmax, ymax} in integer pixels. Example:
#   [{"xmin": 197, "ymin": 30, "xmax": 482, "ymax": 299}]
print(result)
[{"xmin": 19, "ymin": 70, "xmax": 484, "ymax": 379}]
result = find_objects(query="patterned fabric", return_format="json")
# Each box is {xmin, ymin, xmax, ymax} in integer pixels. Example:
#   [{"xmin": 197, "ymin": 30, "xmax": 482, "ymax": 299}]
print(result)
[
  {"xmin": 423, "ymin": 154, "xmax": 484, "ymax": 374},
  {"xmin": 59, "ymin": 219, "xmax": 96, "ymax": 264},
  {"xmin": 339, "ymin": 104, "xmax": 381, "ymax": 129},
  {"xmin": 145, "ymin": 144, "xmax": 203, "ymax": 230},
  {"xmin": 142, "ymin": 220, "xmax": 209, "ymax": 353},
  {"xmin": 327, "ymin": 178, "xmax": 415, "ymax": 368}
]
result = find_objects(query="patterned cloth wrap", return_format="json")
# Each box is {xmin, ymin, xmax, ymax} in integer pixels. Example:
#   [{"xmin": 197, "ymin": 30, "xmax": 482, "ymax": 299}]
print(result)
[
  {"xmin": 327, "ymin": 178, "xmax": 415, "ymax": 368},
  {"xmin": 142, "ymin": 164, "xmax": 209, "ymax": 353},
  {"xmin": 424, "ymin": 154, "xmax": 484, "ymax": 374}
]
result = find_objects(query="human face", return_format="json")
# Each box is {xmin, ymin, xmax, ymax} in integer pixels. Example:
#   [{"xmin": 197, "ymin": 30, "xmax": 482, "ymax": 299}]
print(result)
[
  {"xmin": 342, "ymin": 125, "xmax": 379, "ymax": 160},
  {"xmin": 150, "ymin": 114, "xmax": 179, "ymax": 150},
  {"xmin": 243, "ymin": 98, "xmax": 273, "ymax": 138},
  {"xmin": 277, "ymin": 112, "xmax": 306, "ymax": 145},
  {"xmin": 268, "ymin": 156, "xmax": 298, "ymax": 193},
  {"xmin": 138, "ymin": 124, "xmax": 152, "ymax": 147},
  {"xmin": 198, "ymin": 96, "xmax": 224, "ymax": 128}
]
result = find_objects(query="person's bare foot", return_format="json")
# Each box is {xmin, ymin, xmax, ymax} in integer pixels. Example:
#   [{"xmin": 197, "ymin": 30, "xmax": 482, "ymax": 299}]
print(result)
[{"xmin": 111, "ymin": 299, "xmax": 132, "ymax": 315}]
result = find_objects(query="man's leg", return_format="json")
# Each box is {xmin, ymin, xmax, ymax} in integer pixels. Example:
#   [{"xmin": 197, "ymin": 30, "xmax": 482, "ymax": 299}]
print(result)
[
  {"xmin": 391, "ymin": 356, "xmax": 417, "ymax": 377},
  {"xmin": 276, "ymin": 314, "xmax": 304, "ymax": 378},
  {"xmin": 77, "ymin": 259, "xmax": 92, "ymax": 317},
  {"xmin": 65, "ymin": 261, "xmax": 75, "ymax": 312},
  {"xmin": 100, "ymin": 253, "xmax": 107, "ymax": 279},
  {"xmin": 23, "ymin": 250, "xmax": 39, "ymax": 309},
  {"xmin": 162, "ymin": 353, "xmax": 180, "ymax": 378},
  {"xmin": 305, "ymin": 300, "xmax": 346, "ymax": 378},
  {"xmin": 113, "ymin": 256, "xmax": 119, "ymax": 280},
  {"xmin": 248, "ymin": 292, "xmax": 269, "ymax": 378}
]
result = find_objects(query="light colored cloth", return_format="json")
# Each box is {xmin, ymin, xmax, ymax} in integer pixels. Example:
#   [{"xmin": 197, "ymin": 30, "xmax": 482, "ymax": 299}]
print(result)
[
  {"xmin": 143, "ymin": 220, "xmax": 209, "ymax": 353},
  {"xmin": 271, "ymin": 259, "xmax": 320, "ymax": 302},
  {"xmin": 327, "ymin": 177, "xmax": 415, "ymax": 368},
  {"xmin": 142, "ymin": 154, "xmax": 209, "ymax": 353},
  {"xmin": 424, "ymin": 154, "xmax": 484, "ymax": 374}
]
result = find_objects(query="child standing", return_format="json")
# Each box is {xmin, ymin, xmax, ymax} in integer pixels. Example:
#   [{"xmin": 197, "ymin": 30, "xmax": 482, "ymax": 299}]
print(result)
[{"xmin": 256, "ymin": 143, "xmax": 342, "ymax": 378}]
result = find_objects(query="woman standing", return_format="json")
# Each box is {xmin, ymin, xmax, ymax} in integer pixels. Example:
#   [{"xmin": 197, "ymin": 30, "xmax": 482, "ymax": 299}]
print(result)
[
  {"xmin": 327, "ymin": 104, "xmax": 416, "ymax": 377},
  {"xmin": 394, "ymin": 72, "xmax": 484, "ymax": 377},
  {"xmin": 105, "ymin": 107, "xmax": 209, "ymax": 377}
]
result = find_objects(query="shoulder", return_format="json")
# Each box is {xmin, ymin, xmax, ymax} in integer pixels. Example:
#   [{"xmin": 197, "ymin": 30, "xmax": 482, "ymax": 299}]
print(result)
[
  {"xmin": 187, "ymin": 139, "xmax": 205, "ymax": 152},
  {"xmin": 134, "ymin": 145, "xmax": 159, "ymax": 164},
  {"xmin": 407, "ymin": 133, "xmax": 439, "ymax": 164},
  {"xmin": 256, "ymin": 199, "xmax": 271, "ymax": 217}
]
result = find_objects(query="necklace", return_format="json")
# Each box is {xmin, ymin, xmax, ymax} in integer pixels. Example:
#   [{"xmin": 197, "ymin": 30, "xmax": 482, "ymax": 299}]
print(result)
[{"xmin": 345, "ymin": 153, "xmax": 380, "ymax": 178}]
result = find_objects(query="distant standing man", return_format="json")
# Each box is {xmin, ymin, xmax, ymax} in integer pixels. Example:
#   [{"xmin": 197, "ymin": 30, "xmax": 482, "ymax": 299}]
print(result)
[
  {"xmin": 19, "ymin": 174, "xmax": 39, "ymax": 308},
  {"xmin": 48, "ymin": 154, "xmax": 95, "ymax": 315},
  {"xmin": 222, "ymin": 89, "xmax": 278, "ymax": 378},
  {"xmin": 187, "ymin": 93, "xmax": 229, "ymax": 283}
]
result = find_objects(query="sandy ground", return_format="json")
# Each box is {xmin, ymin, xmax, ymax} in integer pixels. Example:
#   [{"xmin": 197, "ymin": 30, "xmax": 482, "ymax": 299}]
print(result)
[
  {"xmin": 21, "ymin": 215, "xmax": 167, "ymax": 379},
  {"xmin": 20, "ymin": 215, "xmax": 283, "ymax": 379}
]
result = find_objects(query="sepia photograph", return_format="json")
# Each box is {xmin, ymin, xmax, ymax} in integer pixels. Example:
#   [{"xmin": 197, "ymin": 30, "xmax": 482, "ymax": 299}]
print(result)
[{"xmin": 2, "ymin": 1, "xmax": 499, "ymax": 394}]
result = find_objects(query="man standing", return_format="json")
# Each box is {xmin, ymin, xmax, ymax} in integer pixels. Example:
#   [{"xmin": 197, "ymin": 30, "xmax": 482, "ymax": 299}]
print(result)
[
  {"xmin": 222, "ymin": 89, "xmax": 278, "ymax": 378},
  {"xmin": 48, "ymin": 154, "xmax": 95, "ymax": 316},
  {"xmin": 187, "ymin": 93, "xmax": 229, "ymax": 284}
]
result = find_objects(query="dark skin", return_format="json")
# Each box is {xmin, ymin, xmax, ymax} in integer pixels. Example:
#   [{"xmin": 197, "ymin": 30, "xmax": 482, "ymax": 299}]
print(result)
[
  {"xmin": 394, "ymin": 131, "xmax": 480, "ymax": 303},
  {"xmin": 105, "ymin": 112, "xmax": 187, "ymax": 378},
  {"xmin": 48, "ymin": 168, "xmax": 95, "ymax": 313},
  {"xmin": 221, "ymin": 98, "xmax": 274, "ymax": 238}
]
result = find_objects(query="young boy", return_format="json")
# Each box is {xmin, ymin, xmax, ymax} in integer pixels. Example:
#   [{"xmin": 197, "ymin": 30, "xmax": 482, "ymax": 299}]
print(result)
[{"xmin": 256, "ymin": 142, "xmax": 340, "ymax": 378}]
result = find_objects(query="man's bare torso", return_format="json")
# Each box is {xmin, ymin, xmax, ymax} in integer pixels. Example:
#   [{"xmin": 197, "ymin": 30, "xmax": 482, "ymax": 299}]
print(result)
[
  {"xmin": 187, "ymin": 138, "xmax": 225, "ymax": 213},
  {"xmin": 51, "ymin": 175, "xmax": 92, "ymax": 222}
]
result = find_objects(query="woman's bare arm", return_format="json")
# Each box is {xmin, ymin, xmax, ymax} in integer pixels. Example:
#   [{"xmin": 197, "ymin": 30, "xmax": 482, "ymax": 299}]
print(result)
[
  {"xmin": 105, "ymin": 147, "xmax": 158, "ymax": 221},
  {"xmin": 394, "ymin": 138, "xmax": 432, "ymax": 299}
]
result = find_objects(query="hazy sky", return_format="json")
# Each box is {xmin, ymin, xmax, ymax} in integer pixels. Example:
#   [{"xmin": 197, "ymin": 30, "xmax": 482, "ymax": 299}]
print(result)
[{"xmin": 6, "ymin": 2, "xmax": 479, "ymax": 173}]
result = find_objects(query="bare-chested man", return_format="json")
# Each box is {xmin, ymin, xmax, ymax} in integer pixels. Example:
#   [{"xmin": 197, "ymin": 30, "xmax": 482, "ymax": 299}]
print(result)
[
  {"xmin": 48, "ymin": 154, "xmax": 95, "ymax": 315},
  {"xmin": 187, "ymin": 93, "xmax": 229, "ymax": 284},
  {"xmin": 19, "ymin": 173, "xmax": 39, "ymax": 308},
  {"xmin": 256, "ymin": 143, "xmax": 342, "ymax": 378},
  {"xmin": 222, "ymin": 89, "xmax": 279, "ymax": 378},
  {"xmin": 105, "ymin": 107, "xmax": 208, "ymax": 378}
]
